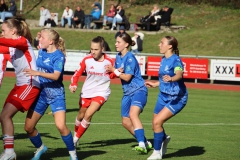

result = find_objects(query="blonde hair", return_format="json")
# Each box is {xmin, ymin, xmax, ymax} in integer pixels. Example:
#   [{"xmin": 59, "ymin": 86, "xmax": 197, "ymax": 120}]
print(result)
[
  {"xmin": 41, "ymin": 28, "xmax": 66, "ymax": 56},
  {"xmin": 4, "ymin": 18, "xmax": 33, "ymax": 44}
]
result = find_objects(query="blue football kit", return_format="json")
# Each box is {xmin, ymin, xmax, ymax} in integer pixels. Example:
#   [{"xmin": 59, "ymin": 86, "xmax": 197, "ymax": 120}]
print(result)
[
  {"xmin": 31, "ymin": 49, "xmax": 66, "ymax": 115},
  {"xmin": 114, "ymin": 51, "xmax": 148, "ymax": 117},
  {"xmin": 154, "ymin": 54, "xmax": 188, "ymax": 115}
]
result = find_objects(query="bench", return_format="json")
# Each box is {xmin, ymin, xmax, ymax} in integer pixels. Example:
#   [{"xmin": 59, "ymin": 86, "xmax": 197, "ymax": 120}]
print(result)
[
  {"xmin": 4, "ymin": 10, "xmax": 25, "ymax": 21},
  {"xmin": 92, "ymin": 14, "xmax": 130, "ymax": 30}
]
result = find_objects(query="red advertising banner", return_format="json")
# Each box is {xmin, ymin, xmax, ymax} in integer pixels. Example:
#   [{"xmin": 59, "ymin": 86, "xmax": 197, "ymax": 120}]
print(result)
[
  {"xmin": 182, "ymin": 58, "xmax": 208, "ymax": 79},
  {"xmin": 147, "ymin": 57, "xmax": 208, "ymax": 79}
]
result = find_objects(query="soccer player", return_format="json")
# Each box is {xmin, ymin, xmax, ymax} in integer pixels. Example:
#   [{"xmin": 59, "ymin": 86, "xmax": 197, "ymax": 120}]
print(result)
[
  {"xmin": 105, "ymin": 32, "xmax": 152, "ymax": 154},
  {"xmin": 0, "ymin": 18, "xmax": 41, "ymax": 160},
  {"xmin": 23, "ymin": 28, "xmax": 78, "ymax": 160},
  {"xmin": 145, "ymin": 36, "xmax": 188, "ymax": 160},
  {"xmin": 69, "ymin": 36, "xmax": 114, "ymax": 147}
]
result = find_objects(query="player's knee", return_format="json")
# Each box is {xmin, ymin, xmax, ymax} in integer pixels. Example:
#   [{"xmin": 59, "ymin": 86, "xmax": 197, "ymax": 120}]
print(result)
[
  {"xmin": 24, "ymin": 124, "xmax": 34, "ymax": 134},
  {"xmin": 56, "ymin": 124, "xmax": 67, "ymax": 133},
  {"xmin": 152, "ymin": 119, "xmax": 164, "ymax": 129}
]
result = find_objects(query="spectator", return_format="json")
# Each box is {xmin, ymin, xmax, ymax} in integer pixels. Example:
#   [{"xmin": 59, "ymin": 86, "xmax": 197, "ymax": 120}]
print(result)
[
  {"xmin": 61, "ymin": 6, "xmax": 73, "ymax": 28},
  {"xmin": 44, "ymin": 12, "xmax": 57, "ymax": 27},
  {"xmin": 111, "ymin": 5, "xmax": 124, "ymax": 30},
  {"xmin": 0, "ymin": 0, "xmax": 17, "ymax": 22},
  {"xmin": 91, "ymin": 0, "xmax": 102, "ymax": 10},
  {"xmin": 115, "ymin": 25, "xmax": 126, "ymax": 39},
  {"xmin": 155, "ymin": 6, "xmax": 174, "ymax": 31},
  {"xmin": 71, "ymin": 6, "xmax": 85, "ymax": 29},
  {"xmin": 143, "ymin": 4, "xmax": 160, "ymax": 31},
  {"xmin": 131, "ymin": 31, "xmax": 144, "ymax": 55},
  {"xmin": 33, "ymin": 32, "xmax": 41, "ymax": 50},
  {"xmin": 39, "ymin": 6, "xmax": 51, "ymax": 27},
  {"xmin": 84, "ymin": 4, "xmax": 101, "ymax": 29},
  {"xmin": 102, "ymin": 4, "xmax": 116, "ymax": 27},
  {"xmin": 0, "ymin": 0, "xmax": 8, "ymax": 16}
]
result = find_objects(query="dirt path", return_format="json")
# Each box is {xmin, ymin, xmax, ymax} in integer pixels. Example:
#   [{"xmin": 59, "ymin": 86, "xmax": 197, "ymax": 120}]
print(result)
[{"xmin": 4, "ymin": 71, "xmax": 240, "ymax": 92}]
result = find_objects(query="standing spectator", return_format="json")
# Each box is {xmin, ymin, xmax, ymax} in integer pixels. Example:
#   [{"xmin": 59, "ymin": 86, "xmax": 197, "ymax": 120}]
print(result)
[
  {"xmin": 33, "ymin": 31, "xmax": 41, "ymax": 50},
  {"xmin": 131, "ymin": 31, "xmax": 144, "ymax": 55},
  {"xmin": 145, "ymin": 36, "xmax": 188, "ymax": 160},
  {"xmin": 61, "ymin": 6, "xmax": 73, "ymax": 28},
  {"xmin": 24, "ymin": 28, "xmax": 78, "ymax": 160},
  {"xmin": 105, "ymin": 33, "xmax": 152, "ymax": 154},
  {"xmin": 0, "ymin": 0, "xmax": 17, "ymax": 22},
  {"xmin": 0, "ymin": 0, "xmax": 8, "ymax": 17},
  {"xmin": 69, "ymin": 36, "xmax": 114, "ymax": 147},
  {"xmin": 102, "ymin": 4, "xmax": 116, "ymax": 27},
  {"xmin": 71, "ymin": 6, "xmax": 85, "ymax": 29},
  {"xmin": 84, "ymin": 4, "xmax": 101, "ymax": 29},
  {"xmin": 114, "ymin": 25, "xmax": 126, "ymax": 39},
  {"xmin": 155, "ymin": 6, "xmax": 174, "ymax": 31},
  {"xmin": 0, "ymin": 18, "xmax": 40, "ymax": 160},
  {"xmin": 111, "ymin": 5, "xmax": 124, "ymax": 30},
  {"xmin": 39, "ymin": 6, "xmax": 51, "ymax": 27}
]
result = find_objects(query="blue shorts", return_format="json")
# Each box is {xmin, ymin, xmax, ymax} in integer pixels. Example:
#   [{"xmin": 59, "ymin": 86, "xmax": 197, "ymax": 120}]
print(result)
[
  {"xmin": 154, "ymin": 93, "xmax": 188, "ymax": 115},
  {"xmin": 31, "ymin": 94, "xmax": 66, "ymax": 115},
  {"xmin": 121, "ymin": 90, "xmax": 147, "ymax": 117}
]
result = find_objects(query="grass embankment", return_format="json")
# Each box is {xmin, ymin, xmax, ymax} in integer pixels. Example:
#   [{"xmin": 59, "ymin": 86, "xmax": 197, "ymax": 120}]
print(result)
[{"xmin": 20, "ymin": 1, "xmax": 240, "ymax": 57}]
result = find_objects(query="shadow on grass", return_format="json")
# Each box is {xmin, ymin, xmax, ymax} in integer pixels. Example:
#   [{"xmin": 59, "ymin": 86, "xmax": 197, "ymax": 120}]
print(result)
[
  {"xmin": 80, "ymin": 138, "xmax": 137, "ymax": 148},
  {"xmin": 17, "ymin": 147, "xmax": 106, "ymax": 160},
  {"xmin": 164, "ymin": 146, "xmax": 205, "ymax": 158},
  {"xmin": 66, "ymin": 108, "xmax": 79, "ymax": 113},
  {"xmin": 14, "ymin": 132, "xmax": 59, "ymax": 140}
]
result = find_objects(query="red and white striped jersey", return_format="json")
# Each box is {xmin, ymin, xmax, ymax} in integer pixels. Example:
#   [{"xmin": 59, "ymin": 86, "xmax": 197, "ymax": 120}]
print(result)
[
  {"xmin": 70, "ymin": 54, "xmax": 114, "ymax": 100},
  {"xmin": 0, "ymin": 37, "xmax": 40, "ymax": 88},
  {"xmin": 0, "ymin": 54, "xmax": 11, "ymax": 85}
]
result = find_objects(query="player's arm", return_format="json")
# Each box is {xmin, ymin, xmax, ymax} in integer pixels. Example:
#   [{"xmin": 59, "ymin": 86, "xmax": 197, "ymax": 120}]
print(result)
[
  {"xmin": 0, "ymin": 37, "xmax": 28, "ymax": 51},
  {"xmin": 69, "ymin": 61, "xmax": 86, "ymax": 93},
  {"xmin": 145, "ymin": 81, "xmax": 159, "ymax": 88},
  {"xmin": 0, "ymin": 45, "xmax": 10, "ymax": 54},
  {"xmin": 23, "ymin": 69, "xmax": 61, "ymax": 80}
]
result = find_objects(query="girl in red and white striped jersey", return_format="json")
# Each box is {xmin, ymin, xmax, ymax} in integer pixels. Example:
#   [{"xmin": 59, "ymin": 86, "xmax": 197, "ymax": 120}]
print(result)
[
  {"xmin": 69, "ymin": 36, "xmax": 114, "ymax": 147},
  {"xmin": 0, "ymin": 18, "xmax": 40, "ymax": 160}
]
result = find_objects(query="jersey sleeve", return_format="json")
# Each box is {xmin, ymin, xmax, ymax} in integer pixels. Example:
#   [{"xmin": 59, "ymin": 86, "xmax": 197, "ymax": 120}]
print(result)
[
  {"xmin": 53, "ymin": 54, "xmax": 65, "ymax": 73},
  {"xmin": 173, "ymin": 57, "xmax": 184, "ymax": 73},
  {"xmin": 0, "ymin": 37, "xmax": 28, "ymax": 51},
  {"xmin": 0, "ymin": 45, "xmax": 10, "ymax": 54},
  {"xmin": 70, "ymin": 58, "xmax": 87, "ymax": 87},
  {"xmin": 124, "ymin": 56, "xmax": 136, "ymax": 75}
]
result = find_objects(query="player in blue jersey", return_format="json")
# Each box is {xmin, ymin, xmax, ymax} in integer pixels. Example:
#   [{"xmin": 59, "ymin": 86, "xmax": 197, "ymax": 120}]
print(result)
[
  {"xmin": 23, "ymin": 28, "xmax": 78, "ymax": 160},
  {"xmin": 105, "ymin": 32, "xmax": 152, "ymax": 154},
  {"xmin": 145, "ymin": 36, "xmax": 188, "ymax": 160}
]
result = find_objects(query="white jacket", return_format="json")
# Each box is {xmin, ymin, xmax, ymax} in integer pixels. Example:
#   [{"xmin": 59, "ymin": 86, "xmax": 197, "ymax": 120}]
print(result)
[{"xmin": 62, "ymin": 9, "xmax": 73, "ymax": 18}]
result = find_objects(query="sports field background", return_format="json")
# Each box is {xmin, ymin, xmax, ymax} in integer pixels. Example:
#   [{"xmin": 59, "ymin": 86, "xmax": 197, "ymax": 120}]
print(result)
[{"xmin": 0, "ymin": 75, "xmax": 239, "ymax": 160}]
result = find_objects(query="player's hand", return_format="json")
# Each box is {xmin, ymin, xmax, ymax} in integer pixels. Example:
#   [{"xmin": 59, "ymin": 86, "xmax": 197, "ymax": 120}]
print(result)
[
  {"xmin": 118, "ymin": 67, "xmax": 124, "ymax": 73},
  {"xmin": 23, "ymin": 68, "xmax": 39, "ymax": 76},
  {"xmin": 163, "ymin": 75, "xmax": 172, "ymax": 82},
  {"xmin": 145, "ymin": 81, "xmax": 154, "ymax": 88},
  {"xmin": 69, "ymin": 85, "xmax": 77, "ymax": 93},
  {"xmin": 105, "ymin": 65, "xmax": 114, "ymax": 73}
]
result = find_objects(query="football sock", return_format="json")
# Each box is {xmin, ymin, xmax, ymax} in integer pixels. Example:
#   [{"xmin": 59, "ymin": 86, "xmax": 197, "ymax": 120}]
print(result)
[
  {"xmin": 76, "ymin": 118, "xmax": 90, "ymax": 138},
  {"xmin": 29, "ymin": 132, "xmax": 42, "ymax": 148},
  {"xmin": 74, "ymin": 117, "xmax": 81, "ymax": 136},
  {"xmin": 154, "ymin": 131, "xmax": 165, "ymax": 150},
  {"xmin": 3, "ymin": 135, "xmax": 14, "ymax": 153},
  {"xmin": 134, "ymin": 128, "xmax": 145, "ymax": 147},
  {"xmin": 62, "ymin": 132, "xmax": 75, "ymax": 151}
]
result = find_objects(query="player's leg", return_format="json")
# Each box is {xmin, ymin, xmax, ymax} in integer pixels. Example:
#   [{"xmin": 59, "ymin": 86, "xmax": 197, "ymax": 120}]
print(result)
[{"xmin": 54, "ymin": 109, "xmax": 78, "ymax": 160}]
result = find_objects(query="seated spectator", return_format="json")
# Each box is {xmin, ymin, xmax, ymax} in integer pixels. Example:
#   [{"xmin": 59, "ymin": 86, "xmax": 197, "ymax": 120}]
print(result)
[
  {"xmin": 61, "ymin": 6, "xmax": 73, "ymax": 28},
  {"xmin": 44, "ymin": 12, "xmax": 58, "ymax": 27},
  {"xmin": 0, "ymin": 0, "xmax": 16, "ymax": 22},
  {"xmin": 84, "ymin": 4, "xmax": 101, "ymax": 29},
  {"xmin": 102, "ymin": 4, "xmax": 116, "ymax": 27},
  {"xmin": 91, "ymin": 0, "xmax": 102, "ymax": 10},
  {"xmin": 131, "ymin": 31, "xmax": 144, "ymax": 55},
  {"xmin": 143, "ymin": 4, "xmax": 160, "ymax": 31},
  {"xmin": 71, "ymin": 6, "xmax": 85, "ymax": 29},
  {"xmin": 33, "ymin": 32, "xmax": 41, "ymax": 50},
  {"xmin": 0, "ymin": 0, "xmax": 8, "ymax": 17},
  {"xmin": 111, "ymin": 5, "xmax": 124, "ymax": 30},
  {"xmin": 39, "ymin": 6, "xmax": 51, "ymax": 27},
  {"xmin": 155, "ymin": 6, "xmax": 174, "ymax": 31},
  {"xmin": 115, "ymin": 25, "xmax": 126, "ymax": 39}
]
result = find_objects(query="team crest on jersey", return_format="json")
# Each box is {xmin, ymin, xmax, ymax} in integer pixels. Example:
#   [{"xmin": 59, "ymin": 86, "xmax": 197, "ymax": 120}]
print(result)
[
  {"xmin": 164, "ymin": 65, "xmax": 169, "ymax": 73},
  {"xmin": 58, "ymin": 62, "xmax": 63, "ymax": 69},
  {"xmin": 126, "ymin": 65, "xmax": 131, "ymax": 72},
  {"xmin": 43, "ymin": 58, "xmax": 50, "ymax": 65}
]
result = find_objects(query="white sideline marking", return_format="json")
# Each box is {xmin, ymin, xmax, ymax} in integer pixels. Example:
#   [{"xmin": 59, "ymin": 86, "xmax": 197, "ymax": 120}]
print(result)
[{"xmin": 13, "ymin": 122, "xmax": 240, "ymax": 126}]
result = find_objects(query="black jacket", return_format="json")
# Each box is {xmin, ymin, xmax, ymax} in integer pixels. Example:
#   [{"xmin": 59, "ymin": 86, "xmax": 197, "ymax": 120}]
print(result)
[
  {"xmin": 157, "ymin": 8, "xmax": 174, "ymax": 22},
  {"xmin": 73, "ymin": 9, "xmax": 85, "ymax": 20},
  {"xmin": 0, "ymin": 3, "xmax": 8, "ymax": 12}
]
